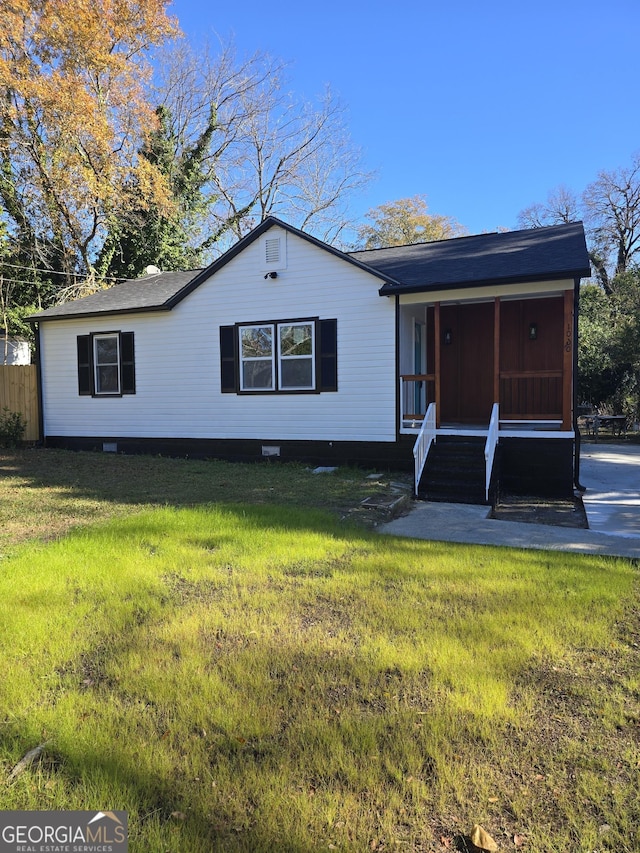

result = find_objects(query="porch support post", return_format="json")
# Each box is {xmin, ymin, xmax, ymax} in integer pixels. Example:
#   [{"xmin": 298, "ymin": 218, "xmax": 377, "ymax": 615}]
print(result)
[
  {"xmin": 493, "ymin": 297, "xmax": 500, "ymax": 406},
  {"xmin": 434, "ymin": 301, "xmax": 441, "ymax": 428},
  {"xmin": 562, "ymin": 288, "xmax": 573, "ymax": 430}
]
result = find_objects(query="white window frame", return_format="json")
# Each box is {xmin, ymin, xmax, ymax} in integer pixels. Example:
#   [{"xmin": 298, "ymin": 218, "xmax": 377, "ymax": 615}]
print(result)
[
  {"xmin": 93, "ymin": 333, "xmax": 120, "ymax": 395},
  {"xmin": 239, "ymin": 324, "xmax": 275, "ymax": 391},
  {"xmin": 278, "ymin": 322, "xmax": 315, "ymax": 391},
  {"xmin": 237, "ymin": 320, "xmax": 316, "ymax": 392}
]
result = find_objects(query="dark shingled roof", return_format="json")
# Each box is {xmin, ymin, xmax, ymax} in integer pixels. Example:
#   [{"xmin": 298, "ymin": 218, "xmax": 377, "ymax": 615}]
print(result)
[
  {"xmin": 29, "ymin": 268, "xmax": 204, "ymax": 321},
  {"xmin": 30, "ymin": 219, "xmax": 590, "ymax": 322},
  {"xmin": 350, "ymin": 222, "xmax": 591, "ymax": 295}
]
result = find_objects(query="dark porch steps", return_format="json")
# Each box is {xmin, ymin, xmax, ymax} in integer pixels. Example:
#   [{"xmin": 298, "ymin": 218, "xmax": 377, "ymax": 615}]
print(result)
[{"xmin": 417, "ymin": 436, "xmax": 489, "ymax": 505}]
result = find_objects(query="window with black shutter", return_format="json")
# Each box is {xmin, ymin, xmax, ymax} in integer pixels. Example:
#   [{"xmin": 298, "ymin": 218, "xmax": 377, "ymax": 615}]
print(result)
[
  {"xmin": 220, "ymin": 325, "xmax": 238, "ymax": 392},
  {"xmin": 220, "ymin": 319, "xmax": 337, "ymax": 394},
  {"xmin": 77, "ymin": 335, "xmax": 92, "ymax": 395},
  {"xmin": 120, "ymin": 332, "xmax": 136, "ymax": 394},
  {"xmin": 318, "ymin": 318, "xmax": 338, "ymax": 392},
  {"xmin": 76, "ymin": 331, "xmax": 136, "ymax": 397}
]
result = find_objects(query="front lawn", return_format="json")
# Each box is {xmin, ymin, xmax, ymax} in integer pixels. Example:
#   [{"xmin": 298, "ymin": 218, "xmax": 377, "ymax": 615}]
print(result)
[{"xmin": 0, "ymin": 450, "xmax": 638, "ymax": 852}]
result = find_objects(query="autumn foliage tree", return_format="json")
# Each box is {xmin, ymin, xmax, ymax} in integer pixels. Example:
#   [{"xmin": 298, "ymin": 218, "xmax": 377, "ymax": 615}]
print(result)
[
  {"xmin": 0, "ymin": 0, "xmax": 178, "ymax": 301},
  {"xmin": 355, "ymin": 195, "xmax": 466, "ymax": 249}
]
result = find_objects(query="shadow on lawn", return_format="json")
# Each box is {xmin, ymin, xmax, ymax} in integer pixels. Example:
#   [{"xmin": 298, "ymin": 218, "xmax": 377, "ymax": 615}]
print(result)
[{"xmin": 0, "ymin": 447, "xmax": 410, "ymax": 540}]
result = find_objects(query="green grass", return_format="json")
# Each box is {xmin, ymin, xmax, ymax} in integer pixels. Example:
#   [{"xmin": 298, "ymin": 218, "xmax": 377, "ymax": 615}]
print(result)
[
  {"xmin": 0, "ymin": 448, "xmax": 402, "ymax": 555},
  {"xmin": 0, "ymin": 450, "xmax": 638, "ymax": 851}
]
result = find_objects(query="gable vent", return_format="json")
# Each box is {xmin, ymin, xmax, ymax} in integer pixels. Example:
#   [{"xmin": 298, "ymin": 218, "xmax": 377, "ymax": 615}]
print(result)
[{"xmin": 265, "ymin": 237, "xmax": 280, "ymax": 265}]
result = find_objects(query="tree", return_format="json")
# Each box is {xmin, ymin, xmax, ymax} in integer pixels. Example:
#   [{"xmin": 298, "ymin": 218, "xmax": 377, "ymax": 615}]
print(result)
[
  {"xmin": 100, "ymin": 41, "xmax": 372, "ymax": 274},
  {"xmin": 577, "ymin": 284, "xmax": 619, "ymax": 407},
  {"xmin": 607, "ymin": 269, "xmax": 640, "ymax": 421},
  {"xmin": 0, "ymin": 0, "xmax": 178, "ymax": 298},
  {"xmin": 355, "ymin": 195, "xmax": 466, "ymax": 249},
  {"xmin": 517, "ymin": 185, "xmax": 580, "ymax": 229},
  {"xmin": 583, "ymin": 153, "xmax": 640, "ymax": 293},
  {"xmin": 518, "ymin": 153, "xmax": 640, "ymax": 293},
  {"xmin": 578, "ymin": 273, "xmax": 640, "ymax": 420},
  {"xmin": 98, "ymin": 104, "xmax": 213, "ymax": 278}
]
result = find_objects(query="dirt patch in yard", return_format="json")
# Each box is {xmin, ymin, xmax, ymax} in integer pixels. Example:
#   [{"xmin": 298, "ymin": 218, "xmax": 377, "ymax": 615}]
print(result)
[{"xmin": 490, "ymin": 494, "xmax": 589, "ymax": 528}]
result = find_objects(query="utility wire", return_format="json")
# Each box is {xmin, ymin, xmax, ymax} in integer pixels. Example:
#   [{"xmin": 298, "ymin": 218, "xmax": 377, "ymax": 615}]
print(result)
[{"xmin": 0, "ymin": 260, "xmax": 119, "ymax": 283}]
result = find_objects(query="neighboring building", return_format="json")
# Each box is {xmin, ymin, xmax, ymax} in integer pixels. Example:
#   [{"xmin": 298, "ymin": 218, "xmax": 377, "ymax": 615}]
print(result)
[
  {"xmin": 29, "ymin": 217, "xmax": 591, "ymax": 502},
  {"xmin": 1, "ymin": 335, "xmax": 31, "ymax": 365}
]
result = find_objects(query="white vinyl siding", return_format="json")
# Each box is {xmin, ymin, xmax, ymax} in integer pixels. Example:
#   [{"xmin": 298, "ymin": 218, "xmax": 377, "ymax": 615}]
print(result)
[{"xmin": 39, "ymin": 226, "xmax": 397, "ymax": 443}]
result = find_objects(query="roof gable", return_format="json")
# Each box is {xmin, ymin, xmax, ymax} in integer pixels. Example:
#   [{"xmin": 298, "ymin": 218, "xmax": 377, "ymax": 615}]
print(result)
[{"xmin": 30, "ymin": 217, "xmax": 392, "ymax": 322}]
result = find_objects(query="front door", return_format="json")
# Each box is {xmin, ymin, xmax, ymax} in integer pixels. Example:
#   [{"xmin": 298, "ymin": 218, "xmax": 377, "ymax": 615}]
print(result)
[{"xmin": 439, "ymin": 302, "xmax": 494, "ymax": 423}]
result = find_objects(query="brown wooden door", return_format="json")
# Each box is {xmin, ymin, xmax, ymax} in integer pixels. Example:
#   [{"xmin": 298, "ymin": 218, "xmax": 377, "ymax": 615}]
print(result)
[{"xmin": 439, "ymin": 302, "xmax": 494, "ymax": 423}]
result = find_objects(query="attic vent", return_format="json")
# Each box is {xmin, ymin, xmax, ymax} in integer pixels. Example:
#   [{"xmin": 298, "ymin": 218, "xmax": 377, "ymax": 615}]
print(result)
[{"xmin": 265, "ymin": 237, "xmax": 280, "ymax": 265}]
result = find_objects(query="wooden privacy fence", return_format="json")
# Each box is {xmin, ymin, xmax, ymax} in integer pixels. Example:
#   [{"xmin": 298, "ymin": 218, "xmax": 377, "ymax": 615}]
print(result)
[{"xmin": 0, "ymin": 365, "xmax": 40, "ymax": 442}]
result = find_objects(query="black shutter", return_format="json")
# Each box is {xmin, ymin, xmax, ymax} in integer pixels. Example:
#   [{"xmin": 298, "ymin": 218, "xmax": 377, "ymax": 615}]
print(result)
[
  {"xmin": 120, "ymin": 332, "xmax": 136, "ymax": 394},
  {"xmin": 220, "ymin": 325, "xmax": 238, "ymax": 392},
  {"xmin": 318, "ymin": 319, "xmax": 338, "ymax": 392},
  {"xmin": 77, "ymin": 335, "xmax": 93, "ymax": 395}
]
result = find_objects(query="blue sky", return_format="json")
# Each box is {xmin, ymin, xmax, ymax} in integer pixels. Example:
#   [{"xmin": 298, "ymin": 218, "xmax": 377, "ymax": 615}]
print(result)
[{"xmin": 167, "ymin": 0, "xmax": 639, "ymax": 236}]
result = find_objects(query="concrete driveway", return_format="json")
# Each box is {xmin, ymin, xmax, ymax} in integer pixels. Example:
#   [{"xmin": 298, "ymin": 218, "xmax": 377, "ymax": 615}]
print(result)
[
  {"xmin": 579, "ymin": 444, "xmax": 640, "ymax": 540},
  {"xmin": 379, "ymin": 442, "xmax": 640, "ymax": 559}
]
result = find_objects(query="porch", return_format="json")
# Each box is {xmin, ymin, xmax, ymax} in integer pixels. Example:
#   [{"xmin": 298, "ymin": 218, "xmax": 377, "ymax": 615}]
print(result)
[
  {"xmin": 400, "ymin": 291, "xmax": 574, "ymax": 432},
  {"xmin": 398, "ymin": 290, "xmax": 577, "ymax": 503}
]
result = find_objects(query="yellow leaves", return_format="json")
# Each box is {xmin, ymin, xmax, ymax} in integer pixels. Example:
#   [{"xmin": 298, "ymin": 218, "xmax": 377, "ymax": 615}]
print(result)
[
  {"xmin": 0, "ymin": 0, "xmax": 178, "ymax": 266},
  {"xmin": 135, "ymin": 155, "xmax": 175, "ymax": 218}
]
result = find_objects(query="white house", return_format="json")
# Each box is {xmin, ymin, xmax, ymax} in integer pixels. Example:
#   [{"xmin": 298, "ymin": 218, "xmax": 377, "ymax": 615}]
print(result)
[{"xmin": 30, "ymin": 216, "xmax": 591, "ymax": 502}]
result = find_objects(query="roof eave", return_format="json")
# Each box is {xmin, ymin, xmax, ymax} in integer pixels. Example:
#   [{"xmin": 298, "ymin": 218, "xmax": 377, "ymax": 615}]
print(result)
[
  {"xmin": 29, "ymin": 304, "xmax": 172, "ymax": 324},
  {"xmin": 378, "ymin": 267, "xmax": 592, "ymax": 296}
]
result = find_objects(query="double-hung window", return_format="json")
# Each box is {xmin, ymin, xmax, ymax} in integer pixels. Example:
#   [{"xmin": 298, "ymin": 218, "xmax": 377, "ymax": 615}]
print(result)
[
  {"xmin": 77, "ymin": 331, "xmax": 136, "ymax": 396},
  {"xmin": 221, "ymin": 318, "xmax": 337, "ymax": 394},
  {"xmin": 239, "ymin": 322, "xmax": 315, "ymax": 391},
  {"xmin": 278, "ymin": 323, "xmax": 314, "ymax": 390},
  {"xmin": 93, "ymin": 333, "xmax": 121, "ymax": 395},
  {"xmin": 240, "ymin": 325, "xmax": 275, "ymax": 390}
]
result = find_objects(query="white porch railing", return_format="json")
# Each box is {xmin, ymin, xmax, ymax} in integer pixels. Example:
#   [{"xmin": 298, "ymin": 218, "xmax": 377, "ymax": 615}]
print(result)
[
  {"xmin": 400, "ymin": 373, "xmax": 435, "ymax": 429},
  {"xmin": 484, "ymin": 403, "xmax": 499, "ymax": 501},
  {"xmin": 413, "ymin": 402, "xmax": 436, "ymax": 495}
]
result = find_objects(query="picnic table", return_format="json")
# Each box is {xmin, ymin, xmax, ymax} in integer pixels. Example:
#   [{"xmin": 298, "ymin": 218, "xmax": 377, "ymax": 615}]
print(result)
[{"xmin": 580, "ymin": 414, "xmax": 627, "ymax": 438}]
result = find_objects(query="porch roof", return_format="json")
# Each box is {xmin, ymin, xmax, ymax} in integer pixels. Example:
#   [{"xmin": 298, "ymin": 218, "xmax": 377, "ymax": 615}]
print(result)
[{"xmin": 350, "ymin": 222, "xmax": 591, "ymax": 296}]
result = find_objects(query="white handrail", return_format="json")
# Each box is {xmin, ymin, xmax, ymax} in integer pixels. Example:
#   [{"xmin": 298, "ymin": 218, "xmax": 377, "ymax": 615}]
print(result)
[
  {"xmin": 484, "ymin": 403, "xmax": 500, "ymax": 501},
  {"xmin": 413, "ymin": 402, "xmax": 437, "ymax": 495}
]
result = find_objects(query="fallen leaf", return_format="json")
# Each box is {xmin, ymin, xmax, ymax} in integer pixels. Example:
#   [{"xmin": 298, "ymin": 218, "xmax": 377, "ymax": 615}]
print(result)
[
  {"xmin": 514, "ymin": 834, "xmax": 525, "ymax": 847},
  {"xmin": 470, "ymin": 824, "xmax": 498, "ymax": 852},
  {"xmin": 488, "ymin": 796, "xmax": 499, "ymax": 803},
  {"xmin": 170, "ymin": 811, "xmax": 186, "ymax": 821},
  {"xmin": 440, "ymin": 835, "xmax": 452, "ymax": 848}
]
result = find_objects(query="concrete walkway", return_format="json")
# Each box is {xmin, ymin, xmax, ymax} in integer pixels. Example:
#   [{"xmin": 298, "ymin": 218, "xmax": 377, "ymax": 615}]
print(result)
[{"xmin": 379, "ymin": 443, "xmax": 640, "ymax": 559}]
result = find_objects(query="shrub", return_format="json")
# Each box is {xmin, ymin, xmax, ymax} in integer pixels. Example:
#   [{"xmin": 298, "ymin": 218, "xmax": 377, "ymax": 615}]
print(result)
[{"xmin": 0, "ymin": 407, "xmax": 26, "ymax": 447}]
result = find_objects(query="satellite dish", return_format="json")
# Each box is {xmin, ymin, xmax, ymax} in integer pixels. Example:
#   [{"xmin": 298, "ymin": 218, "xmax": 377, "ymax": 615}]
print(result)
[{"xmin": 144, "ymin": 265, "xmax": 161, "ymax": 276}]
